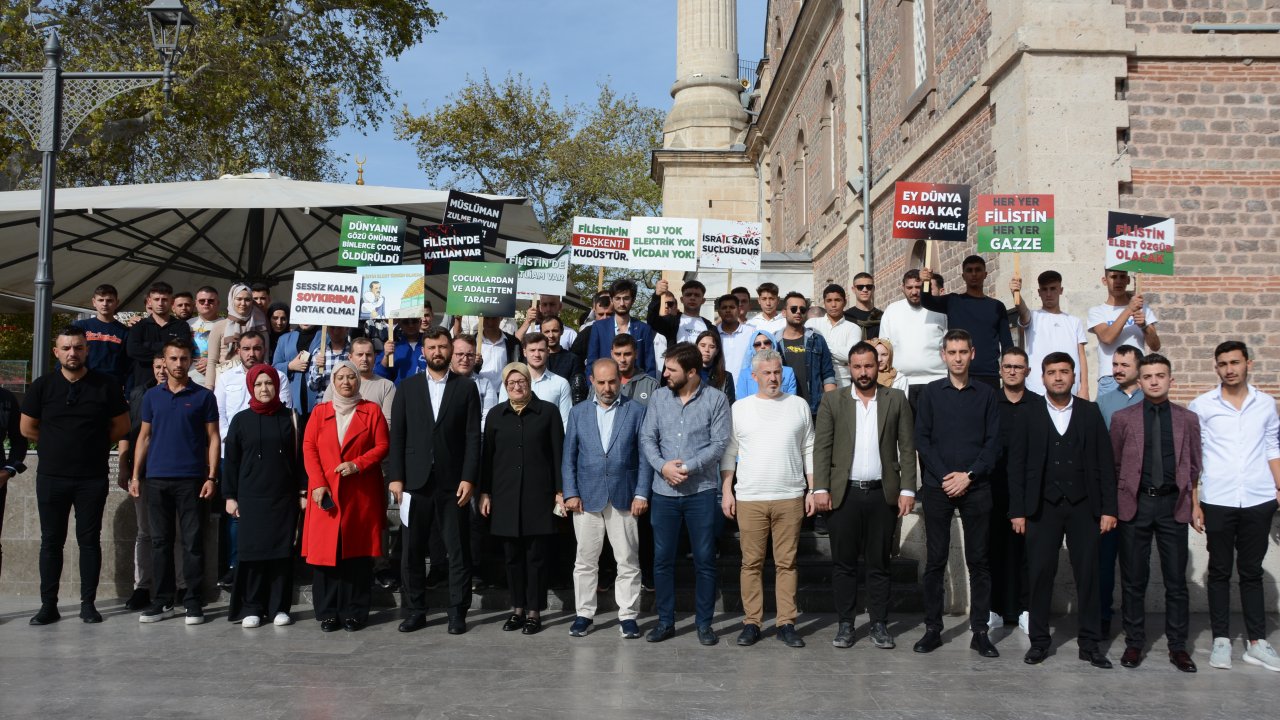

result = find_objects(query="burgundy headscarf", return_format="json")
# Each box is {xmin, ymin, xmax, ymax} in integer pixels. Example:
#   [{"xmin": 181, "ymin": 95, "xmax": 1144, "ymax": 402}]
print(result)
[{"xmin": 246, "ymin": 363, "xmax": 284, "ymax": 415}]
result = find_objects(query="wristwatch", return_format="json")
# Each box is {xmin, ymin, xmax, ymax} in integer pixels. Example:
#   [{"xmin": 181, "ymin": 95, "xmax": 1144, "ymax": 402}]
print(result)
[{"xmin": 966, "ymin": 471, "xmax": 976, "ymax": 481}]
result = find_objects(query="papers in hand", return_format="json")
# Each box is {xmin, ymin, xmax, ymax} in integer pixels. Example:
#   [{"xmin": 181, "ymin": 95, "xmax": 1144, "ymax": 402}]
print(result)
[{"xmin": 399, "ymin": 491, "xmax": 411, "ymax": 528}]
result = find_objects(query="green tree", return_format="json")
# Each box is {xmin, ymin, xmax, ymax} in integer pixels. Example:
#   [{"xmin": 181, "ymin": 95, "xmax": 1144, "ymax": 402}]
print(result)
[
  {"xmin": 396, "ymin": 72, "xmax": 664, "ymax": 303},
  {"xmin": 0, "ymin": 0, "xmax": 442, "ymax": 190}
]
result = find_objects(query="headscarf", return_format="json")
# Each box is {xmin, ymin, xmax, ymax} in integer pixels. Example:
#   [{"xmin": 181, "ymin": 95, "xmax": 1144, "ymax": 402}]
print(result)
[
  {"xmin": 222, "ymin": 283, "xmax": 268, "ymax": 358},
  {"xmin": 502, "ymin": 362, "xmax": 533, "ymax": 414},
  {"xmin": 736, "ymin": 329, "xmax": 797, "ymax": 399},
  {"xmin": 870, "ymin": 337, "xmax": 898, "ymax": 388},
  {"xmin": 329, "ymin": 361, "xmax": 362, "ymax": 441},
  {"xmin": 266, "ymin": 301, "xmax": 290, "ymax": 348},
  {"xmin": 246, "ymin": 363, "xmax": 283, "ymax": 416}
]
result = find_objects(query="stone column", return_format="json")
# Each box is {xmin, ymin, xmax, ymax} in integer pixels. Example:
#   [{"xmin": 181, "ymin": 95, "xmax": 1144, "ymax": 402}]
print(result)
[{"xmin": 664, "ymin": 0, "xmax": 748, "ymax": 149}]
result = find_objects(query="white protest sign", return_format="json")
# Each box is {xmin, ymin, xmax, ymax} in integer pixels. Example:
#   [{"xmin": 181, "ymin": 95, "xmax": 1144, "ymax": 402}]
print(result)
[
  {"xmin": 628, "ymin": 216, "xmax": 699, "ymax": 271},
  {"xmin": 570, "ymin": 216, "xmax": 631, "ymax": 269},
  {"xmin": 504, "ymin": 241, "xmax": 570, "ymax": 300},
  {"xmin": 289, "ymin": 271, "xmax": 361, "ymax": 327},
  {"xmin": 357, "ymin": 265, "xmax": 428, "ymax": 321},
  {"xmin": 698, "ymin": 219, "xmax": 763, "ymax": 270}
]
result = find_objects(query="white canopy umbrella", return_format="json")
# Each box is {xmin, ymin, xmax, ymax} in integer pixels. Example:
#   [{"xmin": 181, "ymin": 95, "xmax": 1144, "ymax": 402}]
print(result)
[{"xmin": 0, "ymin": 172, "xmax": 549, "ymax": 309}]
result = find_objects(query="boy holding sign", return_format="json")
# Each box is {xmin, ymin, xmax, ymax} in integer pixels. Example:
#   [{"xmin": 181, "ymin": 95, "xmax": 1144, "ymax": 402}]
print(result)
[{"xmin": 1088, "ymin": 270, "xmax": 1161, "ymax": 397}]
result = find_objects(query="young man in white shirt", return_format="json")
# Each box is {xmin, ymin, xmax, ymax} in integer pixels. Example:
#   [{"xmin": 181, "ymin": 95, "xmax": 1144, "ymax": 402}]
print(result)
[
  {"xmin": 1012, "ymin": 270, "xmax": 1089, "ymax": 398},
  {"xmin": 806, "ymin": 284, "xmax": 862, "ymax": 388},
  {"xmin": 749, "ymin": 282, "xmax": 787, "ymax": 336},
  {"xmin": 1088, "ymin": 269, "xmax": 1161, "ymax": 396},
  {"xmin": 878, "ymin": 269, "xmax": 948, "ymax": 410},
  {"xmin": 714, "ymin": 293, "xmax": 755, "ymax": 380},
  {"xmin": 1190, "ymin": 340, "xmax": 1280, "ymax": 672},
  {"xmin": 721, "ymin": 349, "xmax": 815, "ymax": 648}
]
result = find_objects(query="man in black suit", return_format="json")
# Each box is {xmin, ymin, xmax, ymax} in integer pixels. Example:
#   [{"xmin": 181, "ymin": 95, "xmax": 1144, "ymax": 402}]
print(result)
[
  {"xmin": 1008, "ymin": 352, "xmax": 1118, "ymax": 668},
  {"xmin": 389, "ymin": 326, "xmax": 482, "ymax": 635}
]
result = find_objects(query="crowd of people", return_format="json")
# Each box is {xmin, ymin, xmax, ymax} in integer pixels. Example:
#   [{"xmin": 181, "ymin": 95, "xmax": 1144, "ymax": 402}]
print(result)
[{"xmin": 4, "ymin": 260, "xmax": 1278, "ymax": 675}]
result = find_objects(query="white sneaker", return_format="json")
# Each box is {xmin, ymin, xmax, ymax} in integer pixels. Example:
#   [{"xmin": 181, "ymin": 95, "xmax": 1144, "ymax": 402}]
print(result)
[
  {"xmin": 1018, "ymin": 611, "xmax": 1030, "ymax": 636},
  {"xmin": 988, "ymin": 612, "xmax": 1004, "ymax": 629},
  {"xmin": 1210, "ymin": 637, "xmax": 1233, "ymax": 669},
  {"xmin": 1243, "ymin": 640, "xmax": 1280, "ymax": 671},
  {"xmin": 273, "ymin": 612, "xmax": 293, "ymax": 627},
  {"xmin": 242, "ymin": 615, "xmax": 261, "ymax": 629}
]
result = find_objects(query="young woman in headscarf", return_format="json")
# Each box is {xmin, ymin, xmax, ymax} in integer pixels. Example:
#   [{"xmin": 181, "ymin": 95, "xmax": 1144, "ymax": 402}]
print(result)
[
  {"xmin": 735, "ymin": 329, "xmax": 797, "ymax": 400},
  {"xmin": 868, "ymin": 337, "xmax": 910, "ymax": 393},
  {"xmin": 205, "ymin": 283, "xmax": 268, "ymax": 389},
  {"xmin": 694, "ymin": 330, "xmax": 736, "ymax": 405},
  {"xmin": 479, "ymin": 362, "xmax": 565, "ymax": 636},
  {"xmin": 301, "ymin": 361, "xmax": 389, "ymax": 632},
  {"xmin": 223, "ymin": 364, "xmax": 303, "ymax": 628}
]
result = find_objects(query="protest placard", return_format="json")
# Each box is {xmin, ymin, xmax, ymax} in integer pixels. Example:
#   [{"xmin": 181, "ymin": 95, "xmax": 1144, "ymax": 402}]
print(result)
[
  {"xmin": 570, "ymin": 216, "xmax": 632, "ymax": 269},
  {"xmin": 976, "ymin": 194, "xmax": 1054, "ymax": 253},
  {"xmin": 289, "ymin": 271, "xmax": 361, "ymax": 327},
  {"xmin": 446, "ymin": 261, "xmax": 519, "ymax": 317},
  {"xmin": 892, "ymin": 182, "xmax": 971, "ymax": 242},
  {"xmin": 504, "ymin": 241, "xmax": 570, "ymax": 299},
  {"xmin": 1106, "ymin": 211, "xmax": 1175, "ymax": 276},
  {"xmin": 444, "ymin": 190, "xmax": 506, "ymax": 247},
  {"xmin": 420, "ymin": 222, "xmax": 485, "ymax": 276},
  {"xmin": 628, "ymin": 216, "xmax": 699, "ymax": 272},
  {"xmin": 357, "ymin": 265, "xmax": 428, "ymax": 321},
  {"xmin": 338, "ymin": 215, "xmax": 405, "ymax": 267},
  {"xmin": 698, "ymin": 219, "xmax": 763, "ymax": 270}
]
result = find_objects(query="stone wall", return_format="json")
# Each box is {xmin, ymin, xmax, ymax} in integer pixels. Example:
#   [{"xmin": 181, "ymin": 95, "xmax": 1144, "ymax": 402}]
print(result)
[{"xmin": 1119, "ymin": 0, "xmax": 1280, "ymax": 34}]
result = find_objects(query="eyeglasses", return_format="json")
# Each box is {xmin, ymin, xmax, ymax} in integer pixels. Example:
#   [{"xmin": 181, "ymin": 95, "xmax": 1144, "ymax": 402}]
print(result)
[
  {"xmin": 1001, "ymin": 364, "xmax": 1028, "ymax": 371},
  {"xmin": 196, "ymin": 299, "xmax": 216, "ymax": 304},
  {"xmin": 854, "ymin": 284, "xmax": 874, "ymax": 291},
  {"xmin": 753, "ymin": 341, "xmax": 772, "ymax": 348},
  {"xmin": 787, "ymin": 306, "xmax": 809, "ymax": 314},
  {"xmin": 454, "ymin": 352, "xmax": 476, "ymax": 359},
  {"xmin": 505, "ymin": 379, "xmax": 529, "ymax": 388}
]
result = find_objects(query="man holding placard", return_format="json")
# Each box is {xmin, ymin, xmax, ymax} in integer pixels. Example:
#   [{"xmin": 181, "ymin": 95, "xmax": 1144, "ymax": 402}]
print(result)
[
  {"xmin": 918, "ymin": 257, "xmax": 1014, "ymax": 390},
  {"xmin": 1088, "ymin": 270, "xmax": 1161, "ymax": 397},
  {"xmin": 1012, "ymin": 271, "xmax": 1089, "ymax": 399}
]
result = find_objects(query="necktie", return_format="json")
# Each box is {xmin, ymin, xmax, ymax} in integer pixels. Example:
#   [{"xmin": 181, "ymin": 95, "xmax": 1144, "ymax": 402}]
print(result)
[{"xmin": 1148, "ymin": 404, "xmax": 1165, "ymax": 488}]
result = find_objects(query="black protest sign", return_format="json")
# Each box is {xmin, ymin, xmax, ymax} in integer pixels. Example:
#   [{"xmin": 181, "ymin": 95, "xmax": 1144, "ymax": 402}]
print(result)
[
  {"xmin": 420, "ymin": 223, "xmax": 486, "ymax": 276},
  {"xmin": 444, "ymin": 190, "xmax": 506, "ymax": 247}
]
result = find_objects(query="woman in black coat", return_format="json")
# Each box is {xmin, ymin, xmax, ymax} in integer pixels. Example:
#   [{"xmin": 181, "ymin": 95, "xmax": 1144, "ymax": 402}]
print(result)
[
  {"xmin": 223, "ymin": 364, "xmax": 304, "ymax": 627},
  {"xmin": 479, "ymin": 362, "xmax": 564, "ymax": 636}
]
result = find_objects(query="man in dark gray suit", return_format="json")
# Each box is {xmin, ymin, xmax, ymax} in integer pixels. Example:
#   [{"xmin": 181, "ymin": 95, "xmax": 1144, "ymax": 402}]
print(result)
[
  {"xmin": 562, "ymin": 359, "xmax": 650, "ymax": 639},
  {"xmin": 813, "ymin": 342, "xmax": 916, "ymax": 649},
  {"xmin": 388, "ymin": 326, "xmax": 482, "ymax": 635}
]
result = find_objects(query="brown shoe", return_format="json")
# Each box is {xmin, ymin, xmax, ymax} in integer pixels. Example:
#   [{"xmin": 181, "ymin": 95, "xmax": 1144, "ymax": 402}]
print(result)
[
  {"xmin": 1120, "ymin": 647, "xmax": 1143, "ymax": 668},
  {"xmin": 1169, "ymin": 649, "xmax": 1197, "ymax": 673}
]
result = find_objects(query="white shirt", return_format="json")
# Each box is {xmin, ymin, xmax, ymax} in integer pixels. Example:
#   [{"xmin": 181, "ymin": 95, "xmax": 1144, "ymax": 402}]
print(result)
[
  {"xmin": 1190, "ymin": 384, "xmax": 1280, "ymax": 508},
  {"xmin": 878, "ymin": 298, "xmax": 948, "ymax": 385},
  {"xmin": 677, "ymin": 313, "xmax": 707, "ymax": 343},
  {"xmin": 214, "ymin": 362, "xmax": 294, "ymax": 456},
  {"xmin": 1023, "ymin": 309, "xmax": 1088, "ymax": 395},
  {"xmin": 500, "ymin": 368, "xmax": 572, "ymax": 429},
  {"xmin": 1046, "ymin": 396, "xmax": 1074, "ymax": 436},
  {"xmin": 721, "ymin": 394, "xmax": 814, "ymax": 501},
  {"xmin": 595, "ymin": 399, "xmax": 619, "ymax": 454},
  {"xmin": 426, "ymin": 370, "xmax": 449, "ymax": 419},
  {"xmin": 849, "ymin": 392, "xmax": 882, "ymax": 482},
  {"xmin": 749, "ymin": 313, "xmax": 787, "ymax": 336},
  {"xmin": 1087, "ymin": 302, "xmax": 1158, "ymax": 378},
  {"xmin": 807, "ymin": 315, "xmax": 862, "ymax": 387},
  {"xmin": 478, "ymin": 333, "xmax": 508, "ymax": 388},
  {"xmin": 717, "ymin": 321, "xmax": 755, "ymax": 382}
]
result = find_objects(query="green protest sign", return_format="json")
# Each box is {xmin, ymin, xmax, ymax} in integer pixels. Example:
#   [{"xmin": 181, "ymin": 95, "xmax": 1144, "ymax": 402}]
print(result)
[
  {"xmin": 338, "ymin": 214, "xmax": 406, "ymax": 267},
  {"xmin": 976, "ymin": 194, "xmax": 1054, "ymax": 253},
  {"xmin": 445, "ymin": 261, "xmax": 518, "ymax": 317}
]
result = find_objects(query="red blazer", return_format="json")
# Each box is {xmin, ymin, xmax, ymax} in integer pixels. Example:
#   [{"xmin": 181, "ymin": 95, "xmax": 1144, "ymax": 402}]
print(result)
[
  {"xmin": 1109, "ymin": 401, "xmax": 1202, "ymax": 523},
  {"xmin": 301, "ymin": 400, "xmax": 389, "ymax": 566}
]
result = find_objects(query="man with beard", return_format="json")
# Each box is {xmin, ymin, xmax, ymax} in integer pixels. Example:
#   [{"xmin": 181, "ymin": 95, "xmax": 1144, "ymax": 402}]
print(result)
[
  {"xmin": 878, "ymin": 270, "xmax": 948, "ymax": 411},
  {"xmin": 813, "ymin": 342, "xmax": 916, "ymax": 649}
]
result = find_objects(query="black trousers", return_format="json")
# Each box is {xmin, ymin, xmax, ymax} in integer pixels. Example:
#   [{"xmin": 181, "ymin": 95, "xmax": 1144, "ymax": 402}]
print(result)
[
  {"xmin": 0, "ymin": 482, "xmax": 7, "ymax": 577},
  {"xmin": 312, "ymin": 556, "xmax": 373, "ymax": 623},
  {"xmin": 1026, "ymin": 497, "xmax": 1102, "ymax": 652},
  {"xmin": 36, "ymin": 474, "xmax": 109, "ymax": 605},
  {"xmin": 1204, "ymin": 500, "xmax": 1277, "ymax": 641},
  {"xmin": 828, "ymin": 486, "xmax": 897, "ymax": 624},
  {"xmin": 238, "ymin": 558, "xmax": 294, "ymax": 618},
  {"xmin": 921, "ymin": 483, "xmax": 992, "ymax": 632},
  {"xmin": 146, "ymin": 477, "xmax": 206, "ymax": 609},
  {"xmin": 401, "ymin": 486, "xmax": 472, "ymax": 613},
  {"xmin": 503, "ymin": 535, "xmax": 554, "ymax": 612},
  {"xmin": 1119, "ymin": 493, "xmax": 1189, "ymax": 651},
  {"xmin": 907, "ymin": 384, "xmax": 924, "ymax": 414},
  {"xmin": 988, "ymin": 472, "xmax": 1028, "ymax": 621}
]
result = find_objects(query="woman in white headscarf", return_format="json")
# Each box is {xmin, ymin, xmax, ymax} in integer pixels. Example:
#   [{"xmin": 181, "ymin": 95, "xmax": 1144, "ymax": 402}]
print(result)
[{"xmin": 204, "ymin": 282, "xmax": 268, "ymax": 389}]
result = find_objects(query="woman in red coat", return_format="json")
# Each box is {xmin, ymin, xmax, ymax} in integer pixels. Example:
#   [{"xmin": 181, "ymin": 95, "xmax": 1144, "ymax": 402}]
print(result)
[{"xmin": 301, "ymin": 361, "xmax": 389, "ymax": 632}]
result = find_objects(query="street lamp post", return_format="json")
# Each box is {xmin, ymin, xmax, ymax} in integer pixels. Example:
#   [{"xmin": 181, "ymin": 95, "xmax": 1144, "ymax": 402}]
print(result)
[{"xmin": 0, "ymin": 0, "xmax": 196, "ymax": 379}]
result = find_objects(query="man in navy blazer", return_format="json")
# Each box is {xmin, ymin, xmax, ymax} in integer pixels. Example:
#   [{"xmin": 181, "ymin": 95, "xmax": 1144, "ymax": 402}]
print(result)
[
  {"xmin": 562, "ymin": 358, "xmax": 650, "ymax": 639},
  {"xmin": 586, "ymin": 278, "xmax": 656, "ymax": 378}
]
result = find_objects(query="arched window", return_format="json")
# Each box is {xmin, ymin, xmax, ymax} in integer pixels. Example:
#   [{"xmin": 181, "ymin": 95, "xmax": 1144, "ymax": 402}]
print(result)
[
  {"xmin": 821, "ymin": 81, "xmax": 836, "ymax": 193},
  {"xmin": 793, "ymin": 129, "xmax": 807, "ymax": 245}
]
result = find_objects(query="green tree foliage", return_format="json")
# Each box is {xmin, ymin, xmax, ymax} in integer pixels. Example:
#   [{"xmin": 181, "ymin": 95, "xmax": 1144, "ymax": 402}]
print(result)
[
  {"xmin": 396, "ymin": 73, "xmax": 664, "ymax": 302},
  {"xmin": 0, "ymin": 0, "xmax": 442, "ymax": 190}
]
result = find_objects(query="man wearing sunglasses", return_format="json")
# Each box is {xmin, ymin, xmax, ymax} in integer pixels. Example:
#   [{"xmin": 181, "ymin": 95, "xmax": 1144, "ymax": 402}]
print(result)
[
  {"xmin": 186, "ymin": 286, "xmax": 221, "ymax": 386},
  {"xmin": 844, "ymin": 272, "xmax": 883, "ymax": 339},
  {"xmin": 779, "ymin": 292, "xmax": 837, "ymax": 417}
]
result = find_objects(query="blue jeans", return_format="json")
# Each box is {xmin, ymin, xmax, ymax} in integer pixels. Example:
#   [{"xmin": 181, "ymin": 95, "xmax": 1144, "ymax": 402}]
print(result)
[{"xmin": 651, "ymin": 490, "xmax": 719, "ymax": 626}]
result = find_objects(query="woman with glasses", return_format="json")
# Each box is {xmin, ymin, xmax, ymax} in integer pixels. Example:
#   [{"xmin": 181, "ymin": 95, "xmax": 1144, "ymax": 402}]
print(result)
[
  {"xmin": 694, "ymin": 330, "xmax": 737, "ymax": 405},
  {"xmin": 736, "ymin": 329, "xmax": 797, "ymax": 399},
  {"xmin": 479, "ymin": 362, "xmax": 565, "ymax": 635}
]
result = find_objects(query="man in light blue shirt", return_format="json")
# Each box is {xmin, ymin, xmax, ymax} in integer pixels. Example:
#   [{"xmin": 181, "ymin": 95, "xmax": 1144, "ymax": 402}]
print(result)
[{"xmin": 1094, "ymin": 343, "xmax": 1143, "ymax": 637}]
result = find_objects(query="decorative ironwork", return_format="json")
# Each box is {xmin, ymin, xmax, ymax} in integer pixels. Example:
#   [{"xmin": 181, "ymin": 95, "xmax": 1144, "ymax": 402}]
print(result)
[
  {"xmin": 0, "ymin": 78, "xmax": 45, "ymax": 148},
  {"xmin": 60, "ymin": 77, "xmax": 158, "ymax": 149}
]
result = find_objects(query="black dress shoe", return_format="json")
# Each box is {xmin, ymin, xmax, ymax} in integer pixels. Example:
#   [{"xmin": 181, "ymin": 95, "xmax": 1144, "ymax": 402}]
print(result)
[
  {"xmin": 320, "ymin": 617, "xmax": 341, "ymax": 633},
  {"xmin": 29, "ymin": 605, "xmax": 61, "ymax": 626},
  {"xmin": 776, "ymin": 624, "xmax": 806, "ymax": 648},
  {"xmin": 1024, "ymin": 646, "xmax": 1049, "ymax": 664},
  {"xmin": 502, "ymin": 614, "xmax": 526, "ymax": 632},
  {"xmin": 737, "ymin": 624, "xmax": 762, "ymax": 646},
  {"xmin": 521, "ymin": 617, "xmax": 542, "ymax": 635},
  {"xmin": 1079, "ymin": 647, "xmax": 1113, "ymax": 669},
  {"xmin": 447, "ymin": 613, "xmax": 467, "ymax": 635},
  {"xmin": 913, "ymin": 629, "xmax": 942, "ymax": 654},
  {"xmin": 80, "ymin": 604, "xmax": 103, "ymax": 624},
  {"xmin": 124, "ymin": 588, "xmax": 151, "ymax": 611},
  {"xmin": 1120, "ymin": 647, "xmax": 1143, "ymax": 668},
  {"xmin": 646, "ymin": 623, "xmax": 675, "ymax": 643},
  {"xmin": 397, "ymin": 613, "xmax": 427, "ymax": 633},
  {"xmin": 1169, "ymin": 649, "xmax": 1197, "ymax": 673},
  {"xmin": 343, "ymin": 618, "xmax": 365, "ymax": 632},
  {"xmin": 696, "ymin": 625, "xmax": 718, "ymax": 646},
  {"xmin": 971, "ymin": 631, "xmax": 999, "ymax": 658}
]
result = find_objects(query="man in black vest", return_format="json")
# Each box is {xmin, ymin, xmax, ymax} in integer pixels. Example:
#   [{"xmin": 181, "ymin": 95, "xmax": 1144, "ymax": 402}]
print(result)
[{"xmin": 1008, "ymin": 352, "xmax": 1118, "ymax": 668}]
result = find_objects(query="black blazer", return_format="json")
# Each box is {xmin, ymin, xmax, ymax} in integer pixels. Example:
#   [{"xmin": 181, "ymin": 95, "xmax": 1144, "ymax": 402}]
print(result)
[
  {"xmin": 388, "ymin": 371, "xmax": 481, "ymax": 492},
  {"xmin": 480, "ymin": 399, "xmax": 564, "ymax": 538},
  {"xmin": 1007, "ymin": 399, "xmax": 1117, "ymax": 520}
]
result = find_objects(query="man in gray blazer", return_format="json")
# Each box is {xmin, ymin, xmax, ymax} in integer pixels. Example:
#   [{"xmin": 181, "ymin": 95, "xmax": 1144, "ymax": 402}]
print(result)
[
  {"xmin": 562, "ymin": 358, "xmax": 650, "ymax": 639},
  {"xmin": 813, "ymin": 342, "xmax": 917, "ymax": 649}
]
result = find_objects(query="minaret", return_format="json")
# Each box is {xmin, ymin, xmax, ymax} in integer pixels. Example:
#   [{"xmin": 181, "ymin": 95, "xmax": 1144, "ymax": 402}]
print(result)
[{"xmin": 663, "ymin": 0, "xmax": 748, "ymax": 149}]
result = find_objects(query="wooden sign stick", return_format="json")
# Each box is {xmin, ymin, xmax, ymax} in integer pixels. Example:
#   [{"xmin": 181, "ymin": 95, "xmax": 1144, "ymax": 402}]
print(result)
[
  {"xmin": 923, "ymin": 240, "xmax": 937, "ymax": 293},
  {"xmin": 597, "ymin": 266, "xmax": 605, "ymax": 292},
  {"xmin": 388, "ymin": 319, "xmax": 397, "ymax": 368}
]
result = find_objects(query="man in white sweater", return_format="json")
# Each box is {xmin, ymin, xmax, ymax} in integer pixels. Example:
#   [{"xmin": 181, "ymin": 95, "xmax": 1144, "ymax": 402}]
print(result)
[
  {"xmin": 721, "ymin": 349, "xmax": 816, "ymax": 649},
  {"xmin": 879, "ymin": 269, "xmax": 948, "ymax": 410}
]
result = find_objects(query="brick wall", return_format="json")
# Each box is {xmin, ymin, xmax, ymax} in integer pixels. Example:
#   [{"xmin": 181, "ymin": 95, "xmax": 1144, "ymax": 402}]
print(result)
[{"xmin": 1119, "ymin": 0, "xmax": 1280, "ymax": 34}]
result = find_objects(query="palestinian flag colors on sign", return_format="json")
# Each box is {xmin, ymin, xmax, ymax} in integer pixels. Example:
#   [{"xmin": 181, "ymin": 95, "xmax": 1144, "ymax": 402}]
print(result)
[{"xmin": 1105, "ymin": 211, "xmax": 1175, "ymax": 276}]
